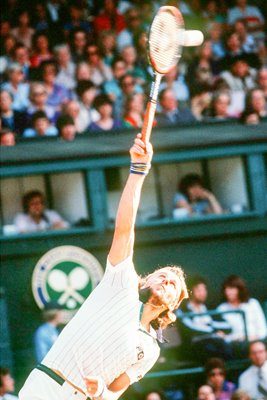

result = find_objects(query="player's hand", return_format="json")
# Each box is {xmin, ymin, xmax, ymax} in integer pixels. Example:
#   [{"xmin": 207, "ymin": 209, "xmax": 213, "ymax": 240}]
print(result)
[
  {"xmin": 84, "ymin": 377, "xmax": 99, "ymax": 398},
  {"xmin": 130, "ymin": 133, "xmax": 153, "ymax": 164}
]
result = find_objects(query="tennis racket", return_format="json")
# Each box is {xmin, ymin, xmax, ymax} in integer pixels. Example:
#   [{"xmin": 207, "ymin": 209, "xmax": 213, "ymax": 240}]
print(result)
[{"xmin": 141, "ymin": 6, "xmax": 203, "ymax": 143}]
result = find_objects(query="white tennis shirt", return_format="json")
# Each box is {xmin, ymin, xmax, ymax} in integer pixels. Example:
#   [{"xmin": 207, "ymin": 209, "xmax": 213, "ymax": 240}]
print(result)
[{"xmin": 43, "ymin": 256, "xmax": 160, "ymax": 393}]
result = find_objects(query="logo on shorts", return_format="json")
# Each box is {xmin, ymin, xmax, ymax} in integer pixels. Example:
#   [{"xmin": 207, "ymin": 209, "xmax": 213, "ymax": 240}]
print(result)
[{"xmin": 32, "ymin": 245, "xmax": 103, "ymax": 310}]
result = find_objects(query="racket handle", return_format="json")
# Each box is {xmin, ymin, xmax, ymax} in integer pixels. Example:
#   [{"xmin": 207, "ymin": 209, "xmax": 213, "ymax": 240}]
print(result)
[{"xmin": 141, "ymin": 99, "xmax": 157, "ymax": 143}]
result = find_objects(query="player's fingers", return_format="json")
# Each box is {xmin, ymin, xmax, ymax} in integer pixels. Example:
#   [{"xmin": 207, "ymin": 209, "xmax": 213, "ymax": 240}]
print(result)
[
  {"xmin": 134, "ymin": 137, "xmax": 146, "ymax": 148},
  {"xmin": 132, "ymin": 144, "xmax": 145, "ymax": 154}
]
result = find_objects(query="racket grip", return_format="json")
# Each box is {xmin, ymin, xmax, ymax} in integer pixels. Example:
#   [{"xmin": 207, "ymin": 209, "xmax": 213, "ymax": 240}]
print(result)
[{"xmin": 141, "ymin": 99, "xmax": 157, "ymax": 143}]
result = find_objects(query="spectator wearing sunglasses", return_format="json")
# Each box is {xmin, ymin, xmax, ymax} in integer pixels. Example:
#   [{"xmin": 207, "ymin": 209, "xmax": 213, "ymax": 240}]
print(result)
[{"xmin": 205, "ymin": 358, "xmax": 236, "ymax": 400}]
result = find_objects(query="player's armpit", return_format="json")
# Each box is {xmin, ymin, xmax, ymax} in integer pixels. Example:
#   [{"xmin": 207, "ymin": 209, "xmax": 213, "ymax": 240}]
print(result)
[{"xmin": 108, "ymin": 372, "xmax": 130, "ymax": 392}]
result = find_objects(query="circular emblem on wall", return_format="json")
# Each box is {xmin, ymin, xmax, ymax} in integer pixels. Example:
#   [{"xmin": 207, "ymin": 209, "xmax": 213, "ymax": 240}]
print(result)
[{"xmin": 32, "ymin": 245, "xmax": 104, "ymax": 310}]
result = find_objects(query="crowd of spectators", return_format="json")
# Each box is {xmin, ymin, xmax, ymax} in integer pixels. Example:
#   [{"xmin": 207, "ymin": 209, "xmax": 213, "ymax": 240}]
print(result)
[{"xmin": 1, "ymin": 0, "xmax": 267, "ymax": 146}]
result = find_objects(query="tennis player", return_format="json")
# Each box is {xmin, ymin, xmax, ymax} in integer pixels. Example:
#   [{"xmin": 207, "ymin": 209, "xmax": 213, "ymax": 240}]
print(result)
[{"xmin": 19, "ymin": 133, "xmax": 188, "ymax": 400}]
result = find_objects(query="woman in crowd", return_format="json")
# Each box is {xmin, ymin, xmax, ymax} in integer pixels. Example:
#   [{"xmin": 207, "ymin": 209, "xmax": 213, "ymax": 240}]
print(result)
[
  {"xmin": 123, "ymin": 92, "xmax": 145, "ymax": 129},
  {"xmin": 40, "ymin": 60, "xmax": 70, "ymax": 110},
  {"xmin": 27, "ymin": 82, "xmax": 59, "ymax": 125},
  {"xmin": 89, "ymin": 93, "xmax": 122, "ymax": 132},
  {"xmin": 205, "ymin": 358, "xmax": 236, "ymax": 400},
  {"xmin": 207, "ymin": 91, "xmax": 234, "ymax": 120},
  {"xmin": 217, "ymin": 275, "xmax": 267, "ymax": 355},
  {"xmin": 173, "ymin": 173, "xmax": 223, "ymax": 217},
  {"xmin": 98, "ymin": 29, "xmax": 118, "ymax": 67},
  {"xmin": 86, "ymin": 43, "xmax": 113, "ymax": 88},
  {"xmin": 30, "ymin": 31, "xmax": 53, "ymax": 69},
  {"xmin": 11, "ymin": 9, "xmax": 35, "ymax": 49}
]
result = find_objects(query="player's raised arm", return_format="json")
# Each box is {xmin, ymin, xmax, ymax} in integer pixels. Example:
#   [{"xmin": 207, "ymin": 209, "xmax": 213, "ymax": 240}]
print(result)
[{"xmin": 108, "ymin": 133, "xmax": 153, "ymax": 266}]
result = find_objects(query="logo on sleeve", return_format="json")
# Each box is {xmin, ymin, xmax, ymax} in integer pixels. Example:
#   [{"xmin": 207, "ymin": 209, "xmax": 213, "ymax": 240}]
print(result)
[{"xmin": 137, "ymin": 346, "xmax": 144, "ymax": 360}]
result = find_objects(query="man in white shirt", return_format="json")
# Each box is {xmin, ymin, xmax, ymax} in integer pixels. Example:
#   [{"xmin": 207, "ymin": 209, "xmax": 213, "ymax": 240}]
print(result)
[
  {"xmin": 19, "ymin": 134, "xmax": 188, "ymax": 400},
  {"xmin": 238, "ymin": 340, "xmax": 267, "ymax": 399}
]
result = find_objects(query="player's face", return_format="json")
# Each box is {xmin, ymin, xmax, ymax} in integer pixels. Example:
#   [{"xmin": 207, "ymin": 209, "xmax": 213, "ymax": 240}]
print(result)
[{"xmin": 142, "ymin": 270, "xmax": 181, "ymax": 310}]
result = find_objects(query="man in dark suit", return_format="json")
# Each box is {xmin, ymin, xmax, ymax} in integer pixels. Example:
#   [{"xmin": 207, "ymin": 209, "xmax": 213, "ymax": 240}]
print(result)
[{"xmin": 157, "ymin": 88, "xmax": 196, "ymax": 127}]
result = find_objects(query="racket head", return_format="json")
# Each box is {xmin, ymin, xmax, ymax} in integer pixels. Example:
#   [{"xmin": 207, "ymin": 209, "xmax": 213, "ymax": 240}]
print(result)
[{"xmin": 148, "ymin": 6, "xmax": 185, "ymax": 75}]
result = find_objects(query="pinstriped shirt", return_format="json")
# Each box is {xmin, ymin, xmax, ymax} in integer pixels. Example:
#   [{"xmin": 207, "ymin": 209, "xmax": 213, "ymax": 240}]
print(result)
[{"xmin": 43, "ymin": 256, "xmax": 160, "ymax": 393}]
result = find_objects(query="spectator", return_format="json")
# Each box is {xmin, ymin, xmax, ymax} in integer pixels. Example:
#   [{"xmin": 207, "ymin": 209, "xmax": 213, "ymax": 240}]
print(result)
[
  {"xmin": 230, "ymin": 390, "xmax": 251, "ymax": 400},
  {"xmin": 0, "ymin": 367, "xmax": 18, "ymax": 400},
  {"xmin": 1, "ymin": 63, "xmax": 29, "ymax": 112},
  {"xmin": 54, "ymin": 44, "xmax": 76, "ymax": 91},
  {"xmin": 238, "ymin": 341, "xmax": 267, "ymax": 399},
  {"xmin": 27, "ymin": 82, "xmax": 58, "ymax": 125},
  {"xmin": 145, "ymin": 391, "xmax": 165, "ymax": 400},
  {"xmin": 75, "ymin": 80, "xmax": 99, "ymax": 131},
  {"xmin": 233, "ymin": 19, "xmax": 257, "ymax": 54},
  {"xmin": 173, "ymin": 173, "xmax": 223, "ymax": 217},
  {"xmin": 197, "ymin": 384, "xmax": 216, "ymax": 400},
  {"xmin": 34, "ymin": 302, "xmax": 64, "ymax": 363},
  {"xmin": 75, "ymin": 61, "xmax": 92, "ymax": 82},
  {"xmin": 257, "ymin": 67, "xmax": 267, "ymax": 100},
  {"xmin": 206, "ymin": 91, "xmax": 234, "ymax": 120},
  {"xmin": 63, "ymin": 1, "xmax": 92, "ymax": 38},
  {"xmin": 11, "ymin": 9, "xmax": 35, "ymax": 49},
  {"xmin": 62, "ymin": 100, "xmax": 84, "ymax": 133},
  {"xmin": 120, "ymin": 44, "xmax": 147, "ymax": 86},
  {"xmin": 186, "ymin": 40, "xmax": 219, "ymax": 95},
  {"xmin": 89, "ymin": 93, "xmax": 122, "ymax": 131},
  {"xmin": 244, "ymin": 88, "xmax": 267, "ymax": 118},
  {"xmin": 32, "ymin": 1, "xmax": 53, "ymax": 32},
  {"xmin": 12, "ymin": 43, "xmax": 31, "ymax": 80},
  {"xmin": 86, "ymin": 43, "xmax": 113, "ymax": 87},
  {"xmin": 123, "ymin": 92, "xmax": 146, "ymax": 129},
  {"xmin": 0, "ymin": 128, "xmax": 16, "ymax": 146},
  {"xmin": 113, "ymin": 73, "xmax": 143, "ymax": 120},
  {"xmin": 205, "ymin": 358, "xmax": 236, "ymax": 400},
  {"xmin": 202, "ymin": 0, "xmax": 225, "ymax": 25},
  {"xmin": 159, "ymin": 64, "xmax": 190, "ymax": 107},
  {"xmin": 0, "ymin": 34, "xmax": 17, "ymax": 78},
  {"xmin": 157, "ymin": 88, "xmax": 196, "ymax": 127},
  {"xmin": 117, "ymin": 7, "xmax": 143, "ymax": 52},
  {"xmin": 93, "ymin": 0, "xmax": 126, "ymax": 36},
  {"xmin": 14, "ymin": 190, "xmax": 69, "ymax": 233},
  {"xmin": 103, "ymin": 57, "xmax": 127, "ymax": 102},
  {"xmin": 56, "ymin": 114, "xmax": 77, "ymax": 142},
  {"xmin": 69, "ymin": 28, "xmax": 88, "ymax": 63},
  {"xmin": 208, "ymin": 22, "xmax": 225, "ymax": 61},
  {"xmin": 0, "ymin": 89, "xmax": 27, "ymax": 134},
  {"xmin": 191, "ymin": 84, "xmax": 212, "ymax": 121},
  {"xmin": 30, "ymin": 31, "xmax": 53, "ymax": 69},
  {"xmin": 98, "ymin": 30, "xmax": 118, "ymax": 67},
  {"xmin": 176, "ymin": 276, "xmax": 232, "ymax": 362},
  {"xmin": 227, "ymin": 0, "xmax": 265, "ymax": 47},
  {"xmin": 23, "ymin": 110, "xmax": 58, "ymax": 138},
  {"xmin": 40, "ymin": 60, "xmax": 70, "ymax": 110},
  {"xmin": 217, "ymin": 275, "xmax": 267, "ymax": 348},
  {"xmin": 240, "ymin": 108, "xmax": 260, "ymax": 125},
  {"xmin": 220, "ymin": 55, "xmax": 257, "ymax": 117}
]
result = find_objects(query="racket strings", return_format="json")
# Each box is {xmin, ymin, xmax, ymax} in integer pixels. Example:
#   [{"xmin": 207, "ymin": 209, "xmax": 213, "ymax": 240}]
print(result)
[{"xmin": 149, "ymin": 10, "xmax": 183, "ymax": 72}]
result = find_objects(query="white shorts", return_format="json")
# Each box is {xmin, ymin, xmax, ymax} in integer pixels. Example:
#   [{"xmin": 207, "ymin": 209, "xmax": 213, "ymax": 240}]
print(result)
[{"xmin": 19, "ymin": 369, "xmax": 89, "ymax": 400}]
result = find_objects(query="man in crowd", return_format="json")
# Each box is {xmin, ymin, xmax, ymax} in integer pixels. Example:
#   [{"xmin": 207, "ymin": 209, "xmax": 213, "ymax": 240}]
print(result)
[{"xmin": 238, "ymin": 340, "xmax": 267, "ymax": 399}]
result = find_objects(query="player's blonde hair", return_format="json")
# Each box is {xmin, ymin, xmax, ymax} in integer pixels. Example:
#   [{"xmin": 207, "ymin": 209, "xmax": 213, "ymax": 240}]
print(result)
[{"xmin": 139, "ymin": 265, "xmax": 188, "ymax": 330}]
